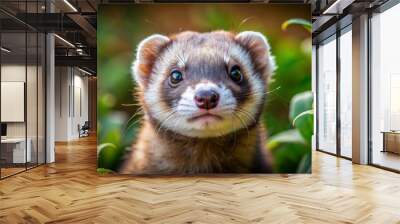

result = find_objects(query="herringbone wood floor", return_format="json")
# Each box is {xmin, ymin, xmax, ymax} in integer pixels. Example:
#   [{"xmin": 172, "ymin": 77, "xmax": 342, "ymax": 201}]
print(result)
[{"xmin": 0, "ymin": 135, "xmax": 400, "ymax": 224}]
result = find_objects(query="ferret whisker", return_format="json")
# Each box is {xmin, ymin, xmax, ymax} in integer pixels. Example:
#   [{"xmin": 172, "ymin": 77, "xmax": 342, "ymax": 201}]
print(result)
[
  {"xmin": 156, "ymin": 110, "xmax": 177, "ymax": 135},
  {"xmin": 216, "ymin": 106, "xmax": 236, "ymax": 111},
  {"xmin": 178, "ymin": 103, "xmax": 196, "ymax": 108},
  {"xmin": 172, "ymin": 116, "xmax": 185, "ymax": 136},
  {"xmin": 151, "ymin": 108, "xmax": 174, "ymax": 116},
  {"xmin": 177, "ymin": 106, "xmax": 197, "ymax": 111},
  {"xmin": 125, "ymin": 107, "xmax": 145, "ymax": 130},
  {"xmin": 237, "ymin": 16, "xmax": 254, "ymax": 31},
  {"xmin": 233, "ymin": 113, "xmax": 249, "ymax": 136},
  {"xmin": 236, "ymin": 108, "xmax": 257, "ymax": 123},
  {"xmin": 242, "ymin": 87, "xmax": 281, "ymax": 98},
  {"xmin": 158, "ymin": 116, "xmax": 175, "ymax": 135},
  {"xmin": 229, "ymin": 115, "xmax": 239, "ymax": 148},
  {"xmin": 121, "ymin": 103, "xmax": 140, "ymax": 107},
  {"xmin": 266, "ymin": 86, "xmax": 281, "ymax": 94},
  {"xmin": 235, "ymin": 110, "xmax": 253, "ymax": 126},
  {"xmin": 125, "ymin": 117, "xmax": 143, "ymax": 130},
  {"xmin": 133, "ymin": 106, "xmax": 144, "ymax": 115}
]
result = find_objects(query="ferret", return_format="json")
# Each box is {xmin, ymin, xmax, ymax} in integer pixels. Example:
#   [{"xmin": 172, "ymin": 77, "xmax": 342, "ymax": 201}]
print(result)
[{"xmin": 120, "ymin": 30, "xmax": 276, "ymax": 175}]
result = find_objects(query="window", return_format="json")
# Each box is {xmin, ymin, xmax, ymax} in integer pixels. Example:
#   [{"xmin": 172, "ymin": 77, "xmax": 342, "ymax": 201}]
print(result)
[
  {"xmin": 0, "ymin": 2, "xmax": 46, "ymax": 179},
  {"xmin": 317, "ymin": 36, "xmax": 337, "ymax": 154},
  {"xmin": 339, "ymin": 27, "xmax": 352, "ymax": 158},
  {"xmin": 370, "ymin": 2, "xmax": 400, "ymax": 171}
]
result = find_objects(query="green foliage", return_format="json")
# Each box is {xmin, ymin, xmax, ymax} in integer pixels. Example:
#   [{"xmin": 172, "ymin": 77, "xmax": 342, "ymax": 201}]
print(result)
[
  {"xmin": 268, "ymin": 91, "xmax": 313, "ymax": 173},
  {"xmin": 97, "ymin": 168, "xmax": 115, "ymax": 175},
  {"xmin": 290, "ymin": 92, "xmax": 313, "ymax": 144},
  {"xmin": 296, "ymin": 152, "xmax": 311, "ymax": 173},
  {"xmin": 271, "ymin": 141, "xmax": 310, "ymax": 173},
  {"xmin": 267, "ymin": 18, "xmax": 313, "ymax": 173}
]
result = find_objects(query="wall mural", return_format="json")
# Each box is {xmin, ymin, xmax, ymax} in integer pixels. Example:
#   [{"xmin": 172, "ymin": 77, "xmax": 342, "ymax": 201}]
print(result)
[{"xmin": 97, "ymin": 4, "xmax": 312, "ymax": 175}]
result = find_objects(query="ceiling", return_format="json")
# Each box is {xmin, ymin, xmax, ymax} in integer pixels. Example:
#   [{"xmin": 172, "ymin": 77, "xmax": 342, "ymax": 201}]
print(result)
[
  {"xmin": 311, "ymin": 0, "xmax": 389, "ymax": 40},
  {"xmin": 1, "ymin": 0, "xmax": 315, "ymax": 74}
]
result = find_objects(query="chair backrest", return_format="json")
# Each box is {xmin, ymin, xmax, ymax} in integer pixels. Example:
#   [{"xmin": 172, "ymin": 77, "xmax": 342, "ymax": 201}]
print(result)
[{"xmin": 82, "ymin": 121, "xmax": 90, "ymax": 129}]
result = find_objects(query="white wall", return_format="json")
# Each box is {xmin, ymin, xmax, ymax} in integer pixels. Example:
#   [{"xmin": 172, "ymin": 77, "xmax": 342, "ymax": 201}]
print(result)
[
  {"xmin": 55, "ymin": 67, "xmax": 89, "ymax": 141},
  {"xmin": 55, "ymin": 67, "xmax": 69, "ymax": 141}
]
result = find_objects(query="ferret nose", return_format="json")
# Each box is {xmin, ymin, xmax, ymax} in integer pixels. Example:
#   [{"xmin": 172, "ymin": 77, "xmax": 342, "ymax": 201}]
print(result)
[{"xmin": 194, "ymin": 90, "xmax": 219, "ymax": 110}]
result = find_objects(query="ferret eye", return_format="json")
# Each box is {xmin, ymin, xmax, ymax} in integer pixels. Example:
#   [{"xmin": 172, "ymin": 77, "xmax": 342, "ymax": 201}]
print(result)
[
  {"xmin": 169, "ymin": 70, "xmax": 183, "ymax": 86},
  {"xmin": 229, "ymin": 65, "xmax": 243, "ymax": 83}
]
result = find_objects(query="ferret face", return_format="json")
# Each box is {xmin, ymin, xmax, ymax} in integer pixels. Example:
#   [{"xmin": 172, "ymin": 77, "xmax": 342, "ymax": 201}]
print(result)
[{"xmin": 133, "ymin": 31, "xmax": 275, "ymax": 138}]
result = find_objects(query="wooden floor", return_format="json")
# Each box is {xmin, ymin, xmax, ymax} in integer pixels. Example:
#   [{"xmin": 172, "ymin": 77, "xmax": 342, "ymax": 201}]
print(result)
[
  {"xmin": 1, "ymin": 167, "xmax": 26, "ymax": 178},
  {"xmin": 0, "ymin": 135, "xmax": 400, "ymax": 223}
]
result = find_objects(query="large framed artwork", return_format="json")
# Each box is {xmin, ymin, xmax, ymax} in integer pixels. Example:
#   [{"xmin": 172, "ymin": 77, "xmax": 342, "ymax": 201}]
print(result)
[{"xmin": 97, "ymin": 4, "xmax": 312, "ymax": 175}]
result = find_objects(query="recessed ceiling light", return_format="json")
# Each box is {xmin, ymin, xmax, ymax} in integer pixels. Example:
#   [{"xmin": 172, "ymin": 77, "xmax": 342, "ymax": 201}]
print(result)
[
  {"xmin": 54, "ymin": 34, "xmax": 75, "ymax": 48},
  {"xmin": 78, "ymin": 67, "xmax": 93, "ymax": 76},
  {"xmin": 63, "ymin": 0, "xmax": 78, "ymax": 12},
  {"xmin": 323, "ymin": 0, "xmax": 354, "ymax": 15},
  {"xmin": 1, "ymin": 47, "xmax": 11, "ymax": 53}
]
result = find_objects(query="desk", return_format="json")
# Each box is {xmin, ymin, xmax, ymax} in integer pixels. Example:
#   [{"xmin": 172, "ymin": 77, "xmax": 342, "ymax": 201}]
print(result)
[
  {"xmin": 382, "ymin": 131, "xmax": 400, "ymax": 155},
  {"xmin": 1, "ymin": 138, "xmax": 31, "ymax": 163}
]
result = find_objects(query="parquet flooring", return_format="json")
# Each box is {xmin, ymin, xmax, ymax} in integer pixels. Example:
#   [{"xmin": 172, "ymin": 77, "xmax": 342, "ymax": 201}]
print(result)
[
  {"xmin": 1, "ymin": 167, "xmax": 26, "ymax": 178},
  {"xmin": 0, "ymin": 135, "xmax": 400, "ymax": 223}
]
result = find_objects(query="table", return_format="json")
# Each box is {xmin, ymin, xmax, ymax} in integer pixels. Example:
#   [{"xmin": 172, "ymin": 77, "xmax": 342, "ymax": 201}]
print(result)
[
  {"xmin": 381, "ymin": 131, "xmax": 400, "ymax": 154},
  {"xmin": 1, "ymin": 138, "xmax": 31, "ymax": 163}
]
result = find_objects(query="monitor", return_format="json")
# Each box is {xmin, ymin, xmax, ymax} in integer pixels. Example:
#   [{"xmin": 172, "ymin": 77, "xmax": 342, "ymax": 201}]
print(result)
[{"xmin": 1, "ymin": 123, "xmax": 7, "ymax": 137}]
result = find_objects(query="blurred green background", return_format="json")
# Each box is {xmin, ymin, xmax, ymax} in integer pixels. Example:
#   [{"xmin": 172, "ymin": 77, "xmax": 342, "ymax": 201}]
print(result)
[{"xmin": 97, "ymin": 4, "xmax": 312, "ymax": 174}]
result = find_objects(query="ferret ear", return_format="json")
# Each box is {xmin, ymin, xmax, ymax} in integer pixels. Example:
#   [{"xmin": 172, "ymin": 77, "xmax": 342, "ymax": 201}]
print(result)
[
  {"xmin": 235, "ymin": 31, "xmax": 276, "ymax": 76},
  {"xmin": 133, "ymin": 34, "xmax": 170, "ymax": 88}
]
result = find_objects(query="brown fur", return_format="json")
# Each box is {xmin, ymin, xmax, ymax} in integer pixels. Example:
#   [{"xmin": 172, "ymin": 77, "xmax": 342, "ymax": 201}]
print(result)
[{"xmin": 120, "ymin": 120, "xmax": 271, "ymax": 174}]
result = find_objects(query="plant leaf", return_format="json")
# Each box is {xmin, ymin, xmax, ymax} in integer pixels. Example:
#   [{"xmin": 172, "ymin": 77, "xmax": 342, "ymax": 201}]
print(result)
[
  {"xmin": 270, "ymin": 142, "xmax": 310, "ymax": 173},
  {"xmin": 289, "ymin": 91, "xmax": 313, "ymax": 122},
  {"xmin": 293, "ymin": 112, "xmax": 314, "ymax": 146},
  {"xmin": 97, "ymin": 143, "xmax": 116, "ymax": 156},
  {"xmin": 289, "ymin": 91, "xmax": 314, "ymax": 145},
  {"xmin": 282, "ymin": 18, "xmax": 312, "ymax": 32},
  {"xmin": 97, "ymin": 142, "xmax": 122, "ymax": 170},
  {"xmin": 97, "ymin": 168, "xmax": 115, "ymax": 175},
  {"xmin": 296, "ymin": 152, "xmax": 312, "ymax": 173},
  {"xmin": 267, "ymin": 129, "xmax": 306, "ymax": 150},
  {"xmin": 292, "ymin": 109, "xmax": 314, "ymax": 126}
]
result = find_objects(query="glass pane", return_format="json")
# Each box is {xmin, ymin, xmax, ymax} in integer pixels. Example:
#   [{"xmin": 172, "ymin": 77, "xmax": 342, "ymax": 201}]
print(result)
[
  {"xmin": 339, "ymin": 29, "xmax": 352, "ymax": 158},
  {"xmin": 27, "ymin": 30, "xmax": 38, "ymax": 169},
  {"xmin": 318, "ymin": 37, "xmax": 337, "ymax": 154},
  {"xmin": 26, "ymin": 0, "xmax": 38, "ymax": 169},
  {"xmin": 371, "ymin": 4, "xmax": 400, "ymax": 171},
  {"xmin": 1, "ymin": 30, "xmax": 27, "ymax": 177},
  {"xmin": 38, "ymin": 33, "xmax": 45, "ymax": 165}
]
